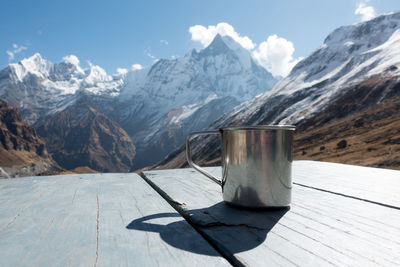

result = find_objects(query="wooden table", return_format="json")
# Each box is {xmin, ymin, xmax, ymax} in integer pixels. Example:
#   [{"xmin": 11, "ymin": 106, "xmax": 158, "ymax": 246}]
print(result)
[{"xmin": 0, "ymin": 161, "xmax": 399, "ymax": 266}]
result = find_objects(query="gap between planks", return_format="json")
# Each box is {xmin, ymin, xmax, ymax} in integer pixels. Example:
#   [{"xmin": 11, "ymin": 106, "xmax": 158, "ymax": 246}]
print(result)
[
  {"xmin": 139, "ymin": 172, "xmax": 245, "ymax": 267},
  {"xmin": 293, "ymin": 182, "xmax": 400, "ymax": 210},
  {"xmin": 140, "ymin": 170, "xmax": 400, "ymax": 266}
]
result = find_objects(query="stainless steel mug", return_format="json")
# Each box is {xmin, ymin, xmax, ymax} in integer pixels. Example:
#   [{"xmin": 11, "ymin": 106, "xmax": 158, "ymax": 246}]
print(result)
[{"xmin": 186, "ymin": 125, "xmax": 295, "ymax": 208}]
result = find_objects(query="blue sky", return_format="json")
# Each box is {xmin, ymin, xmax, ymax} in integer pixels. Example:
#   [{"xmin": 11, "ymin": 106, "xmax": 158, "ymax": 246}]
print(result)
[{"xmin": 1, "ymin": 0, "xmax": 399, "ymax": 77}]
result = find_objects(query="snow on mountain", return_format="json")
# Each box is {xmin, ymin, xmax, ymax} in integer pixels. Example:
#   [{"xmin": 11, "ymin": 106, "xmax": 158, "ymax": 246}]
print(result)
[
  {"xmin": 10, "ymin": 53, "xmax": 52, "ymax": 81},
  {"xmin": 0, "ymin": 53, "xmax": 124, "ymax": 124},
  {"xmin": 154, "ymin": 11, "xmax": 400, "ymax": 169},
  {"xmin": 120, "ymin": 34, "xmax": 275, "ymax": 108},
  {"xmin": 117, "ymin": 34, "xmax": 277, "ymax": 169},
  {"xmin": 0, "ymin": 34, "xmax": 278, "ymax": 170},
  {"xmin": 210, "ymin": 11, "xmax": 400, "ymax": 128}
]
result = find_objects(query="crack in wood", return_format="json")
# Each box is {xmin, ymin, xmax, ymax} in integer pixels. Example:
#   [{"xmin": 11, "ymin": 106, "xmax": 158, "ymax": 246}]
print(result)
[
  {"xmin": 198, "ymin": 221, "xmax": 267, "ymax": 231},
  {"xmin": 71, "ymin": 186, "xmax": 79, "ymax": 204},
  {"xmin": 94, "ymin": 193, "xmax": 99, "ymax": 267},
  {"xmin": 0, "ymin": 191, "xmax": 46, "ymax": 233},
  {"xmin": 127, "ymin": 190, "xmax": 152, "ymax": 256}
]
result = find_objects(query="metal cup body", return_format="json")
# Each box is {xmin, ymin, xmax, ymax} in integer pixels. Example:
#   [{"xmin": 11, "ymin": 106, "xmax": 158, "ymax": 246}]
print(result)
[{"xmin": 220, "ymin": 126, "xmax": 294, "ymax": 208}]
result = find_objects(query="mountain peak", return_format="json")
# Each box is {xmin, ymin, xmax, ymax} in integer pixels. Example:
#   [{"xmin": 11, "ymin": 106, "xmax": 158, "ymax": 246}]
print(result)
[
  {"xmin": 20, "ymin": 53, "xmax": 47, "ymax": 67},
  {"xmin": 9, "ymin": 53, "xmax": 51, "ymax": 81},
  {"xmin": 28, "ymin": 52, "xmax": 43, "ymax": 61},
  {"xmin": 200, "ymin": 34, "xmax": 231, "ymax": 56},
  {"xmin": 84, "ymin": 62, "xmax": 112, "ymax": 85},
  {"xmin": 211, "ymin": 33, "xmax": 224, "ymax": 44}
]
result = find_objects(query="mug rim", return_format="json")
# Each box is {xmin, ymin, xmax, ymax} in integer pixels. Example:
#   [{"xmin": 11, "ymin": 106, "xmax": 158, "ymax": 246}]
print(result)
[{"xmin": 220, "ymin": 125, "xmax": 295, "ymax": 131}]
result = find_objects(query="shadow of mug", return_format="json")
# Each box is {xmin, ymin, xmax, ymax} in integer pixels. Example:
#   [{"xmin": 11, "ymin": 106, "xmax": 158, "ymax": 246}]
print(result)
[{"xmin": 127, "ymin": 202, "xmax": 289, "ymax": 256}]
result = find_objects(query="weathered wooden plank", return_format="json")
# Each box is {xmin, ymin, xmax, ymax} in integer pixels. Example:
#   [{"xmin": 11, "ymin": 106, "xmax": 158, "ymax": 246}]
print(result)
[
  {"xmin": 293, "ymin": 160, "xmax": 400, "ymax": 208},
  {"xmin": 153, "ymin": 160, "xmax": 400, "ymax": 209},
  {"xmin": 143, "ymin": 165, "xmax": 400, "ymax": 266},
  {"xmin": 0, "ymin": 173, "xmax": 229, "ymax": 267}
]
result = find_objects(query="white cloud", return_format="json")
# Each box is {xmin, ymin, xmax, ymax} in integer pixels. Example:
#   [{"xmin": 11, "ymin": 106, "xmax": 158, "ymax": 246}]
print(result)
[
  {"xmin": 132, "ymin": 64, "xmax": 143, "ymax": 71},
  {"xmin": 6, "ymin": 43, "xmax": 27, "ymax": 61},
  {"xmin": 189, "ymin": 22, "xmax": 255, "ymax": 50},
  {"xmin": 355, "ymin": 0, "xmax": 376, "ymax": 22},
  {"xmin": 6, "ymin": 51, "xmax": 14, "ymax": 61},
  {"xmin": 116, "ymin": 68, "xmax": 128, "ymax": 75},
  {"xmin": 252, "ymin": 35, "xmax": 302, "ymax": 78},
  {"xmin": 188, "ymin": 22, "xmax": 301, "ymax": 77},
  {"xmin": 62, "ymin": 54, "xmax": 80, "ymax": 65},
  {"xmin": 160, "ymin": 40, "xmax": 168, "ymax": 45},
  {"xmin": 145, "ymin": 49, "xmax": 156, "ymax": 60}
]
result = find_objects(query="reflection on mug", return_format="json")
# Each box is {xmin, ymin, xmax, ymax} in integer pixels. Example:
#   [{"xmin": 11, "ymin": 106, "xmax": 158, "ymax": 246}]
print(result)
[{"xmin": 186, "ymin": 125, "xmax": 295, "ymax": 209}]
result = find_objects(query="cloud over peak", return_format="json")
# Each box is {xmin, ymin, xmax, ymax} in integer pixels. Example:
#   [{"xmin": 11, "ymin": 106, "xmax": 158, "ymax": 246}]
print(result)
[
  {"xmin": 62, "ymin": 55, "xmax": 80, "ymax": 66},
  {"xmin": 189, "ymin": 22, "xmax": 302, "ymax": 78},
  {"xmin": 132, "ymin": 64, "xmax": 143, "ymax": 71},
  {"xmin": 189, "ymin": 22, "xmax": 255, "ymax": 50},
  {"xmin": 116, "ymin": 68, "xmax": 128, "ymax": 75},
  {"xmin": 355, "ymin": 0, "xmax": 376, "ymax": 22},
  {"xmin": 252, "ymin": 35, "xmax": 302, "ymax": 78}
]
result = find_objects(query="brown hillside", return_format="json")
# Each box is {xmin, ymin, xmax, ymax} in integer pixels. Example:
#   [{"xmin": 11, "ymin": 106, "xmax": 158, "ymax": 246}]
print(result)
[
  {"xmin": 294, "ymin": 96, "xmax": 400, "ymax": 169},
  {"xmin": 0, "ymin": 99, "xmax": 60, "ymax": 177},
  {"xmin": 35, "ymin": 98, "xmax": 136, "ymax": 173}
]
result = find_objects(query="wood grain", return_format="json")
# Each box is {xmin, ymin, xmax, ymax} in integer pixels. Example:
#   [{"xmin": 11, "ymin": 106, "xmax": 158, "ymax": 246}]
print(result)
[
  {"xmin": 0, "ymin": 173, "xmax": 229, "ymax": 267},
  {"xmin": 143, "ymin": 163, "xmax": 400, "ymax": 266}
]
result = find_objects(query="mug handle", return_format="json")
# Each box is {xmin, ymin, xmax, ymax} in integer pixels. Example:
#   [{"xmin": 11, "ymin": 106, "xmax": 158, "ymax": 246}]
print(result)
[{"xmin": 186, "ymin": 131, "xmax": 222, "ymax": 186}]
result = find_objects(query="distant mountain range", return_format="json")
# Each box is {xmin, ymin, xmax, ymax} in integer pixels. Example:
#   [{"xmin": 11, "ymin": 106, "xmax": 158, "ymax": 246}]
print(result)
[
  {"xmin": 2, "ymin": 12, "xmax": 400, "ymax": 175},
  {"xmin": 0, "ymin": 34, "xmax": 277, "ymax": 172},
  {"xmin": 155, "ymin": 11, "xmax": 400, "ymax": 170}
]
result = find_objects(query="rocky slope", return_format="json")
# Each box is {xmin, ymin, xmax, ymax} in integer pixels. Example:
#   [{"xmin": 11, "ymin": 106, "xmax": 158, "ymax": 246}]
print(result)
[
  {"xmin": 35, "ymin": 96, "xmax": 135, "ymax": 172},
  {"xmin": 0, "ymin": 99, "xmax": 60, "ymax": 177},
  {"xmin": 294, "ymin": 95, "xmax": 400, "ymax": 169},
  {"xmin": 153, "ymin": 12, "xmax": 400, "ymax": 170}
]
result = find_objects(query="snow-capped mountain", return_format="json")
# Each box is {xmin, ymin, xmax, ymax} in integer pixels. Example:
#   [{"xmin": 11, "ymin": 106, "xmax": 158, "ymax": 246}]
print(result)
[
  {"xmin": 119, "ymin": 34, "xmax": 277, "ymax": 169},
  {"xmin": 219, "ymin": 11, "xmax": 400, "ymax": 127},
  {"xmin": 0, "ymin": 34, "xmax": 277, "ymax": 171},
  {"xmin": 208, "ymin": 12, "xmax": 400, "ymax": 124},
  {"xmin": 0, "ymin": 53, "xmax": 123, "ymax": 124},
  {"xmin": 155, "ymin": 11, "xmax": 400, "ymax": 169}
]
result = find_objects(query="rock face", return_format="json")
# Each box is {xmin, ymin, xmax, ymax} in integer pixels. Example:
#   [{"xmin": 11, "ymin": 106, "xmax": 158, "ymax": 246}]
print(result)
[
  {"xmin": 154, "ymin": 12, "xmax": 400, "ymax": 171},
  {"xmin": 0, "ymin": 99, "xmax": 59, "ymax": 177},
  {"xmin": 35, "ymin": 97, "xmax": 135, "ymax": 172}
]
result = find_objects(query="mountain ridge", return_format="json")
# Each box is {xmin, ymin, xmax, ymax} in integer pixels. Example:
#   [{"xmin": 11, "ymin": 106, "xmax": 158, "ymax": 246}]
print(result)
[
  {"xmin": 153, "ymin": 11, "xmax": 400, "ymax": 170},
  {"xmin": 0, "ymin": 34, "xmax": 277, "ymax": 172}
]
